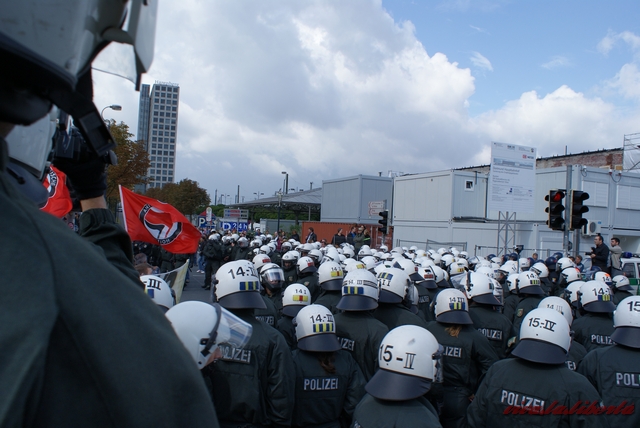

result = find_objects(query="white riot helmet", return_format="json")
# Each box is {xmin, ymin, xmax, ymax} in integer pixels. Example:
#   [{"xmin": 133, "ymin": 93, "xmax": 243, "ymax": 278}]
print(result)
[
  {"xmin": 459, "ymin": 251, "xmax": 469, "ymax": 259},
  {"xmin": 611, "ymin": 296, "xmax": 640, "ymax": 348},
  {"xmin": 318, "ymin": 261, "xmax": 344, "ymax": 291},
  {"xmin": 430, "ymin": 253, "xmax": 442, "ymax": 266},
  {"xmin": 417, "ymin": 266, "xmax": 438, "ymax": 290},
  {"xmin": 294, "ymin": 304, "xmax": 341, "ymax": 351},
  {"xmin": 506, "ymin": 273, "xmax": 519, "ymax": 294},
  {"xmin": 393, "ymin": 258, "xmax": 423, "ymax": 283},
  {"xmin": 237, "ymin": 237, "xmax": 249, "ymax": 248},
  {"xmin": 511, "ymin": 308, "xmax": 571, "ymax": 364},
  {"xmin": 281, "ymin": 251, "xmax": 297, "ymax": 269},
  {"xmin": 343, "ymin": 247, "xmax": 355, "ymax": 259},
  {"xmin": 360, "ymin": 255, "xmax": 380, "ymax": 272},
  {"xmin": 594, "ymin": 272, "xmax": 613, "ymax": 287},
  {"xmin": 564, "ymin": 281, "xmax": 585, "ymax": 308},
  {"xmin": 358, "ymin": 247, "xmax": 373, "ymax": 258},
  {"xmin": 539, "ymin": 296, "xmax": 573, "ymax": 327},
  {"xmin": 579, "ymin": 281, "xmax": 615, "ymax": 313},
  {"xmin": 259, "ymin": 245, "xmax": 271, "ymax": 255},
  {"xmin": 492, "ymin": 279, "xmax": 504, "ymax": 306},
  {"xmin": 498, "ymin": 260, "xmax": 518, "ymax": 278},
  {"xmin": 516, "ymin": 271, "xmax": 544, "ymax": 295},
  {"xmin": 260, "ymin": 263, "xmax": 285, "ymax": 292},
  {"xmin": 165, "ymin": 302, "xmax": 252, "ymax": 369},
  {"xmin": 556, "ymin": 257, "xmax": 575, "ymax": 272},
  {"xmin": 408, "ymin": 285, "xmax": 420, "ymax": 314},
  {"xmin": 432, "ymin": 265, "xmax": 450, "ymax": 289},
  {"xmin": 433, "ymin": 289, "xmax": 473, "ymax": 324},
  {"xmin": 297, "ymin": 256, "xmax": 318, "ymax": 276},
  {"xmin": 282, "ymin": 284, "xmax": 311, "ymax": 317},
  {"xmin": 252, "ymin": 254, "xmax": 271, "ymax": 273},
  {"xmin": 379, "ymin": 245, "xmax": 389, "ymax": 253},
  {"xmin": 342, "ymin": 258, "xmax": 367, "ymax": 274},
  {"xmin": 281, "ymin": 242, "xmax": 292, "ymax": 252},
  {"xmin": 365, "ymin": 325, "xmax": 443, "ymax": 401},
  {"xmin": 209, "ymin": 233, "xmax": 220, "ymax": 241},
  {"xmin": 475, "ymin": 265, "xmax": 496, "ymax": 280},
  {"xmin": 560, "ymin": 267, "xmax": 581, "ymax": 285},
  {"xmin": 214, "ymin": 261, "xmax": 266, "ymax": 310},
  {"xmin": 377, "ymin": 268, "xmax": 411, "ymax": 304},
  {"xmin": 530, "ymin": 262, "xmax": 549, "ymax": 278},
  {"xmin": 308, "ymin": 249, "xmax": 323, "ymax": 265},
  {"xmin": 337, "ymin": 269, "xmax": 379, "ymax": 311},
  {"xmin": 461, "ymin": 272, "xmax": 501, "ymax": 306},
  {"xmin": 441, "ymin": 254, "xmax": 455, "ymax": 268},
  {"xmin": 518, "ymin": 258, "xmax": 530, "ymax": 271},
  {"xmin": 612, "ymin": 275, "xmax": 633, "ymax": 291},
  {"xmin": 141, "ymin": 275, "xmax": 175, "ymax": 312}
]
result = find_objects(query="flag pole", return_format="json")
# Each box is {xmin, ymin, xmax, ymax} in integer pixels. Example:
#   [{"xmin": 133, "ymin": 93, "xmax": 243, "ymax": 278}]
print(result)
[{"xmin": 118, "ymin": 185, "xmax": 128, "ymax": 232}]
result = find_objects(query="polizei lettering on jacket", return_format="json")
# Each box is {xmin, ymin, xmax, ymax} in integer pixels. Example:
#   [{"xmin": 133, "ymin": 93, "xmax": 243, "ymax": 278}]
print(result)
[
  {"xmin": 218, "ymin": 344, "xmax": 251, "ymax": 364},
  {"xmin": 616, "ymin": 372, "xmax": 640, "ymax": 388},
  {"xmin": 477, "ymin": 328, "xmax": 503, "ymax": 341},
  {"xmin": 591, "ymin": 334, "xmax": 612, "ymax": 345},
  {"xmin": 303, "ymin": 377, "xmax": 339, "ymax": 391},
  {"xmin": 500, "ymin": 389, "xmax": 545, "ymax": 411},
  {"xmin": 444, "ymin": 346, "xmax": 462, "ymax": 358},
  {"xmin": 255, "ymin": 315, "xmax": 275, "ymax": 326},
  {"xmin": 338, "ymin": 336, "xmax": 355, "ymax": 351}
]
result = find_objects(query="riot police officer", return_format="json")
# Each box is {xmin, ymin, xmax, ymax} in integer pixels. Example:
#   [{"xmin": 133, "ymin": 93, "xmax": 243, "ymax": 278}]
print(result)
[
  {"xmin": 538, "ymin": 296, "xmax": 587, "ymax": 371},
  {"xmin": 314, "ymin": 260, "xmax": 345, "ymax": 314},
  {"xmin": 276, "ymin": 284, "xmax": 311, "ymax": 349},
  {"xmin": 572, "ymin": 280, "xmax": 615, "ymax": 352},
  {"xmin": 374, "ymin": 267, "xmax": 428, "ymax": 330}
]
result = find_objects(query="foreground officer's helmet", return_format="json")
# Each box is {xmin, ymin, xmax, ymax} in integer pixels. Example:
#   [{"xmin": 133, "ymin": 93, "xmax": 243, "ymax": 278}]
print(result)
[
  {"xmin": 376, "ymin": 268, "xmax": 410, "ymax": 304},
  {"xmin": 365, "ymin": 325, "xmax": 443, "ymax": 401},
  {"xmin": 294, "ymin": 304, "xmax": 341, "ymax": 352},
  {"xmin": 215, "ymin": 261, "xmax": 266, "ymax": 310},
  {"xmin": 433, "ymin": 289, "xmax": 473, "ymax": 325},
  {"xmin": 556, "ymin": 257, "xmax": 575, "ymax": 272},
  {"xmin": 539, "ymin": 296, "xmax": 573, "ymax": 327},
  {"xmin": 393, "ymin": 258, "xmax": 423, "ymax": 282},
  {"xmin": 579, "ymin": 281, "xmax": 615, "ymax": 313},
  {"xmin": 165, "ymin": 301, "xmax": 252, "ymax": 369},
  {"xmin": 252, "ymin": 254, "xmax": 271, "ymax": 273},
  {"xmin": 318, "ymin": 261, "xmax": 344, "ymax": 291},
  {"xmin": 612, "ymin": 296, "xmax": 640, "ymax": 348},
  {"xmin": 282, "ymin": 284, "xmax": 311, "ymax": 317},
  {"xmin": 512, "ymin": 308, "xmax": 570, "ymax": 364},
  {"xmin": 260, "ymin": 263, "xmax": 285, "ymax": 292},
  {"xmin": 564, "ymin": 281, "xmax": 585, "ymax": 308},
  {"xmin": 336, "ymin": 269, "xmax": 379, "ymax": 311},
  {"xmin": 141, "ymin": 275, "xmax": 175, "ymax": 312},
  {"xmin": 417, "ymin": 266, "xmax": 438, "ymax": 290},
  {"xmin": 296, "ymin": 256, "xmax": 318, "ymax": 275},
  {"xmin": 561, "ymin": 267, "xmax": 582, "ymax": 285}
]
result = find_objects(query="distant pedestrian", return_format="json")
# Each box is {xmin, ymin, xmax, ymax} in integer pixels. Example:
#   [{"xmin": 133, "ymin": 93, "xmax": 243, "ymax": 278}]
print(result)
[
  {"xmin": 589, "ymin": 234, "xmax": 609, "ymax": 272},
  {"xmin": 609, "ymin": 237, "xmax": 623, "ymax": 277},
  {"xmin": 332, "ymin": 228, "xmax": 346, "ymax": 246},
  {"xmin": 305, "ymin": 227, "xmax": 317, "ymax": 243}
]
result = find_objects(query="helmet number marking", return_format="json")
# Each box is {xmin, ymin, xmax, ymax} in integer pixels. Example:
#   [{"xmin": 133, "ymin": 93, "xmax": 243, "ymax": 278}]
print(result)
[
  {"xmin": 627, "ymin": 301, "xmax": 640, "ymax": 312},
  {"xmin": 527, "ymin": 317, "xmax": 556, "ymax": 332}
]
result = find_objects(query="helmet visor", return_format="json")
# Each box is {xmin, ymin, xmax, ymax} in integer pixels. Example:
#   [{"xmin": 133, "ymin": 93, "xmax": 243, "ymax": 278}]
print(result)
[
  {"xmin": 202, "ymin": 304, "xmax": 253, "ymax": 360},
  {"xmin": 262, "ymin": 268, "xmax": 285, "ymax": 290}
]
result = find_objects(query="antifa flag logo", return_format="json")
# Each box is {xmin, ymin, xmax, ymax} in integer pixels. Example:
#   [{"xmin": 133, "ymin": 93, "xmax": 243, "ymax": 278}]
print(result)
[
  {"xmin": 139, "ymin": 204, "xmax": 183, "ymax": 245},
  {"xmin": 45, "ymin": 169, "xmax": 58, "ymax": 197}
]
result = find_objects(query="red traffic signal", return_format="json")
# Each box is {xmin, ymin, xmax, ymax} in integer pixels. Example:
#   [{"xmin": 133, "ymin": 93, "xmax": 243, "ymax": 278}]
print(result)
[{"xmin": 545, "ymin": 190, "xmax": 566, "ymax": 231}]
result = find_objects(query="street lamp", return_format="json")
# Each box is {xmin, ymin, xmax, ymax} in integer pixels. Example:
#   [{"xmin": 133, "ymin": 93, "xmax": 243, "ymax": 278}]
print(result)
[
  {"xmin": 282, "ymin": 171, "xmax": 289, "ymax": 195},
  {"xmin": 253, "ymin": 192, "xmax": 264, "ymax": 200},
  {"xmin": 276, "ymin": 191, "xmax": 283, "ymax": 237},
  {"xmin": 100, "ymin": 104, "xmax": 122, "ymax": 122}
]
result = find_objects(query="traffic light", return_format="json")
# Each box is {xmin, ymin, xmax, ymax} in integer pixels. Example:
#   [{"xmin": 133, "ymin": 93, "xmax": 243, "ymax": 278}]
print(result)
[
  {"xmin": 378, "ymin": 210, "xmax": 388, "ymax": 234},
  {"xmin": 568, "ymin": 190, "xmax": 590, "ymax": 230},
  {"xmin": 545, "ymin": 190, "xmax": 565, "ymax": 230}
]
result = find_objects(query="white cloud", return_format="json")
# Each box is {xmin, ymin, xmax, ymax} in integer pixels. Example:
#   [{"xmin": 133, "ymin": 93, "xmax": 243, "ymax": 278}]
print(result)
[
  {"xmin": 470, "ymin": 25, "xmax": 488, "ymax": 34},
  {"xmin": 91, "ymin": 2, "xmax": 640, "ymax": 199},
  {"xmin": 598, "ymin": 30, "xmax": 640, "ymax": 56},
  {"xmin": 541, "ymin": 56, "xmax": 571, "ymax": 70},
  {"xmin": 470, "ymin": 52, "xmax": 493, "ymax": 71}
]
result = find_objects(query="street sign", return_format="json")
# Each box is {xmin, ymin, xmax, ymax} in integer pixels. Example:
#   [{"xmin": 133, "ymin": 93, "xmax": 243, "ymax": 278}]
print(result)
[
  {"xmin": 224, "ymin": 208, "xmax": 249, "ymax": 219},
  {"xmin": 221, "ymin": 221, "xmax": 249, "ymax": 232},
  {"xmin": 368, "ymin": 200, "xmax": 384, "ymax": 216}
]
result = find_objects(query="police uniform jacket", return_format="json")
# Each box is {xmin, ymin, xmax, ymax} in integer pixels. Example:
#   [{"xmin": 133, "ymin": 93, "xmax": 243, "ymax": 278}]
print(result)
[
  {"xmin": 572, "ymin": 313, "xmax": 614, "ymax": 352},
  {"xmin": 416, "ymin": 285, "xmax": 438, "ymax": 322},
  {"xmin": 374, "ymin": 303, "xmax": 429, "ymax": 331},
  {"xmin": 469, "ymin": 305, "xmax": 512, "ymax": 359},
  {"xmin": 0, "ymin": 139, "xmax": 218, "ymax": 427},
  {"xmin": 255, "ymin": 295, "xmax": 280, "ymax": 327},
  {"xmin": 315, "ymin": 290, "xmax": 343, "ymax": 315},
  {"xmin": 292, "ymin": 349, "xmax": 366, "ymax": 427},
  {"xmin": 283, "ymin": 266, "xmax": 298, "ymax": 288},
  {"xmin": 566, "ymin": 339, "xmax": 587, "ymax": 372},
  {"xmin": 577, "ymin": 344, "xmax": 640, "ymax": 426},
  {"xmin": 613, "ymin": 289, "xmax": 633, "ymax": 306},
  {"xmin": 208, "ymin": 310, "xmax": 295, "ymax": 427},
  {"xmin": 426, "ymin": 322, "xmax": 498, "ymax": 392},
  {"xmin": 502, "ymin": 292, "xmax": 519, "ymax": 324},
  {"xmin": 467, "ymin": 358, "xmax": 610, "ymax": 428},
  {"xmin": 276, "ymin": 314, "xmax": 297, "ymax": 350},
  {"xmin": 511, "ymin": 295, "xmax": 544, "ymax": 338},
  {"xmin": 334, "ymin": 312, "xmax": 389, "ymax": 381},
  {"xmin": 299, "ymin": 272, "xmax": 321, "ymax": 303},
  {"xmin": 351, "ymin": 394, "xmax": 442, "ymax": 428}
]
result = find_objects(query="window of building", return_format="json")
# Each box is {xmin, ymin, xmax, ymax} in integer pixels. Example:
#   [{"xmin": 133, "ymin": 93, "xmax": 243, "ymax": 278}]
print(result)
[
  {"xmin": 172, "ymin": 100, "xmax": 177, "ymax": 105},
  {"xmin": 160, "ymin": 112, "xmax": 164, "ymax": 116},
  {"xmin": 149, "ymin": 169, "xmax": 154, "ymax": 174},
  {"xmin": 172, "ymin": 107, "xmax": 176, "ymax": 111},
  {"xmin": 173, "ymin": 94, "xmax": 177, "ymax": 99},
  {"xmin": 164, "ymin": 144, "xmax": 169, "ymax": 149},
  {"xmin": 153, "ymin": 118, "xmax": 158, "ymax": 122},
  {"xmin": 152, "ymin": 124, "xmax": 157, "ymax": 129},
  {"xmin": 152, "ymin": 131, "xmax": 157, "ymax": 135},
  {"xmin": 172, "ymin": 113, "xmax": 176, "ymax": 118},
  {"xmin": 169, "ymin": 151, "xmax": 174, "ymax": 156},
  {"xmin": 159, "ymin": 118, "xmax": 164, "ymax": 123},
  {"xmin": 152, "ymin": 137, "xmax": 157, "ymax": 142},
  {"xmin": 171, "ymin": 119, "xmax": 176, "ymax": 123},
  {"xmin": 151, "ymin": 150, "xmax": 156, "ymax": 155},
  {"xmin": 168, "ymin": 171, "xmax": 173, "ymax": 176},
  {"xmin": 160, "ymin": 106, "xmax": 164, "ymax": 110},
  {"xmin": 160, "ymin": 99, "xmax": 165, "ymax": 104},
  {"xmin": 151, "ymin": 143, "xmax": 156, "ymax": 148},
  {"xmin": 163, "ymin": 165, "xmax": 168, "ymax": 171},
  {"xmin": 169, "ymin": 138, "xmax": 175, "ymax": 143},
  {"xmin": 163, "ymin": 150, "xmax": 168, "ymax": 156},
  {"xmin": 154, "ymin": 98, "xmax": 159, "ymax": 103},
  {"xmin": 173, "ymin": 87, "xmax": 178, "ymax": 92},
  {"xmin": 153, "ymin": 111, "xmax": 158, "ymax": 116},
  {"xmin": 163, "ymin": 138, "xmax": 168, "ymax": 142},
  {"xmin": 170, "ymin": 132, "xmax": 175, "ymax": 137}
]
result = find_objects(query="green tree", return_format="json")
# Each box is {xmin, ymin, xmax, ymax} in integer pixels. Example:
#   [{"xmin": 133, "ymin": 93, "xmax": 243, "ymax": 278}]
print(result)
[
  {"xmin": 106, "ymin": 121, "xmax": 150, "ymax": 206},
  {"xmin": 143, "ymin": 179, "xmax": 210, "ymax": 216}
]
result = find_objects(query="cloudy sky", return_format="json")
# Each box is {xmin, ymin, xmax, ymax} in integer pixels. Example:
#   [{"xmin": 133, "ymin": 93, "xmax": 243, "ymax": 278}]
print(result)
[{"xmin": 93, "ymin": 0, "xmax": 640, "ymax": 203}]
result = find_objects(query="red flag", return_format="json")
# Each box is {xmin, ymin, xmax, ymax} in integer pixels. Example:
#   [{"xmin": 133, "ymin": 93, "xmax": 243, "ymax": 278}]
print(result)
[
  {"xmin": 119, "ymin": 186, "xmax": 200, "ymax": 253},
  {"xmin": 41, "ymin": 166, "xmax": 73, "ymax": 218}
]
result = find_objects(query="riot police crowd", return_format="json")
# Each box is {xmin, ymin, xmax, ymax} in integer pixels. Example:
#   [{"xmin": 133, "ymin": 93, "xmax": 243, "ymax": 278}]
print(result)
[{"xmin": 147, "ymin": 236, "xmax": 640, "ymax": 427}]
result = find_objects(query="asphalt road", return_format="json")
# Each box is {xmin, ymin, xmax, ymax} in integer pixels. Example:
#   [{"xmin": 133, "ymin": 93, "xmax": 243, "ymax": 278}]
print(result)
[{"xmin": 180, "ymin": 268, "xmax": 213, "ymax": 303}]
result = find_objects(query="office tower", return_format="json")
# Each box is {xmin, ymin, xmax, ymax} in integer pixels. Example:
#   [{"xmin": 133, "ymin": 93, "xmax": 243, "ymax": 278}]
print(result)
[{"xmin": 136, "ymin": 81, "xmax": 180, "ymax": 189}]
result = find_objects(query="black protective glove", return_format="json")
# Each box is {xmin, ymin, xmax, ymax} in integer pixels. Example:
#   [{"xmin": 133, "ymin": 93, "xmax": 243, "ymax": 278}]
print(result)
[
  {"xmin": 52, "ymin": 124, "xmax": 113, "ymax": 201},
  {"xmin": 53, "ymin": 149, "xmax": 108, "ymax": 201}
]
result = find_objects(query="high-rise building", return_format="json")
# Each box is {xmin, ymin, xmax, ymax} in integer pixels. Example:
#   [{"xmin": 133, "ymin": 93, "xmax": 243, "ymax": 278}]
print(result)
[{"xmin": 136, "ymin": 81, "xmax": 180, "ymax": 190}]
